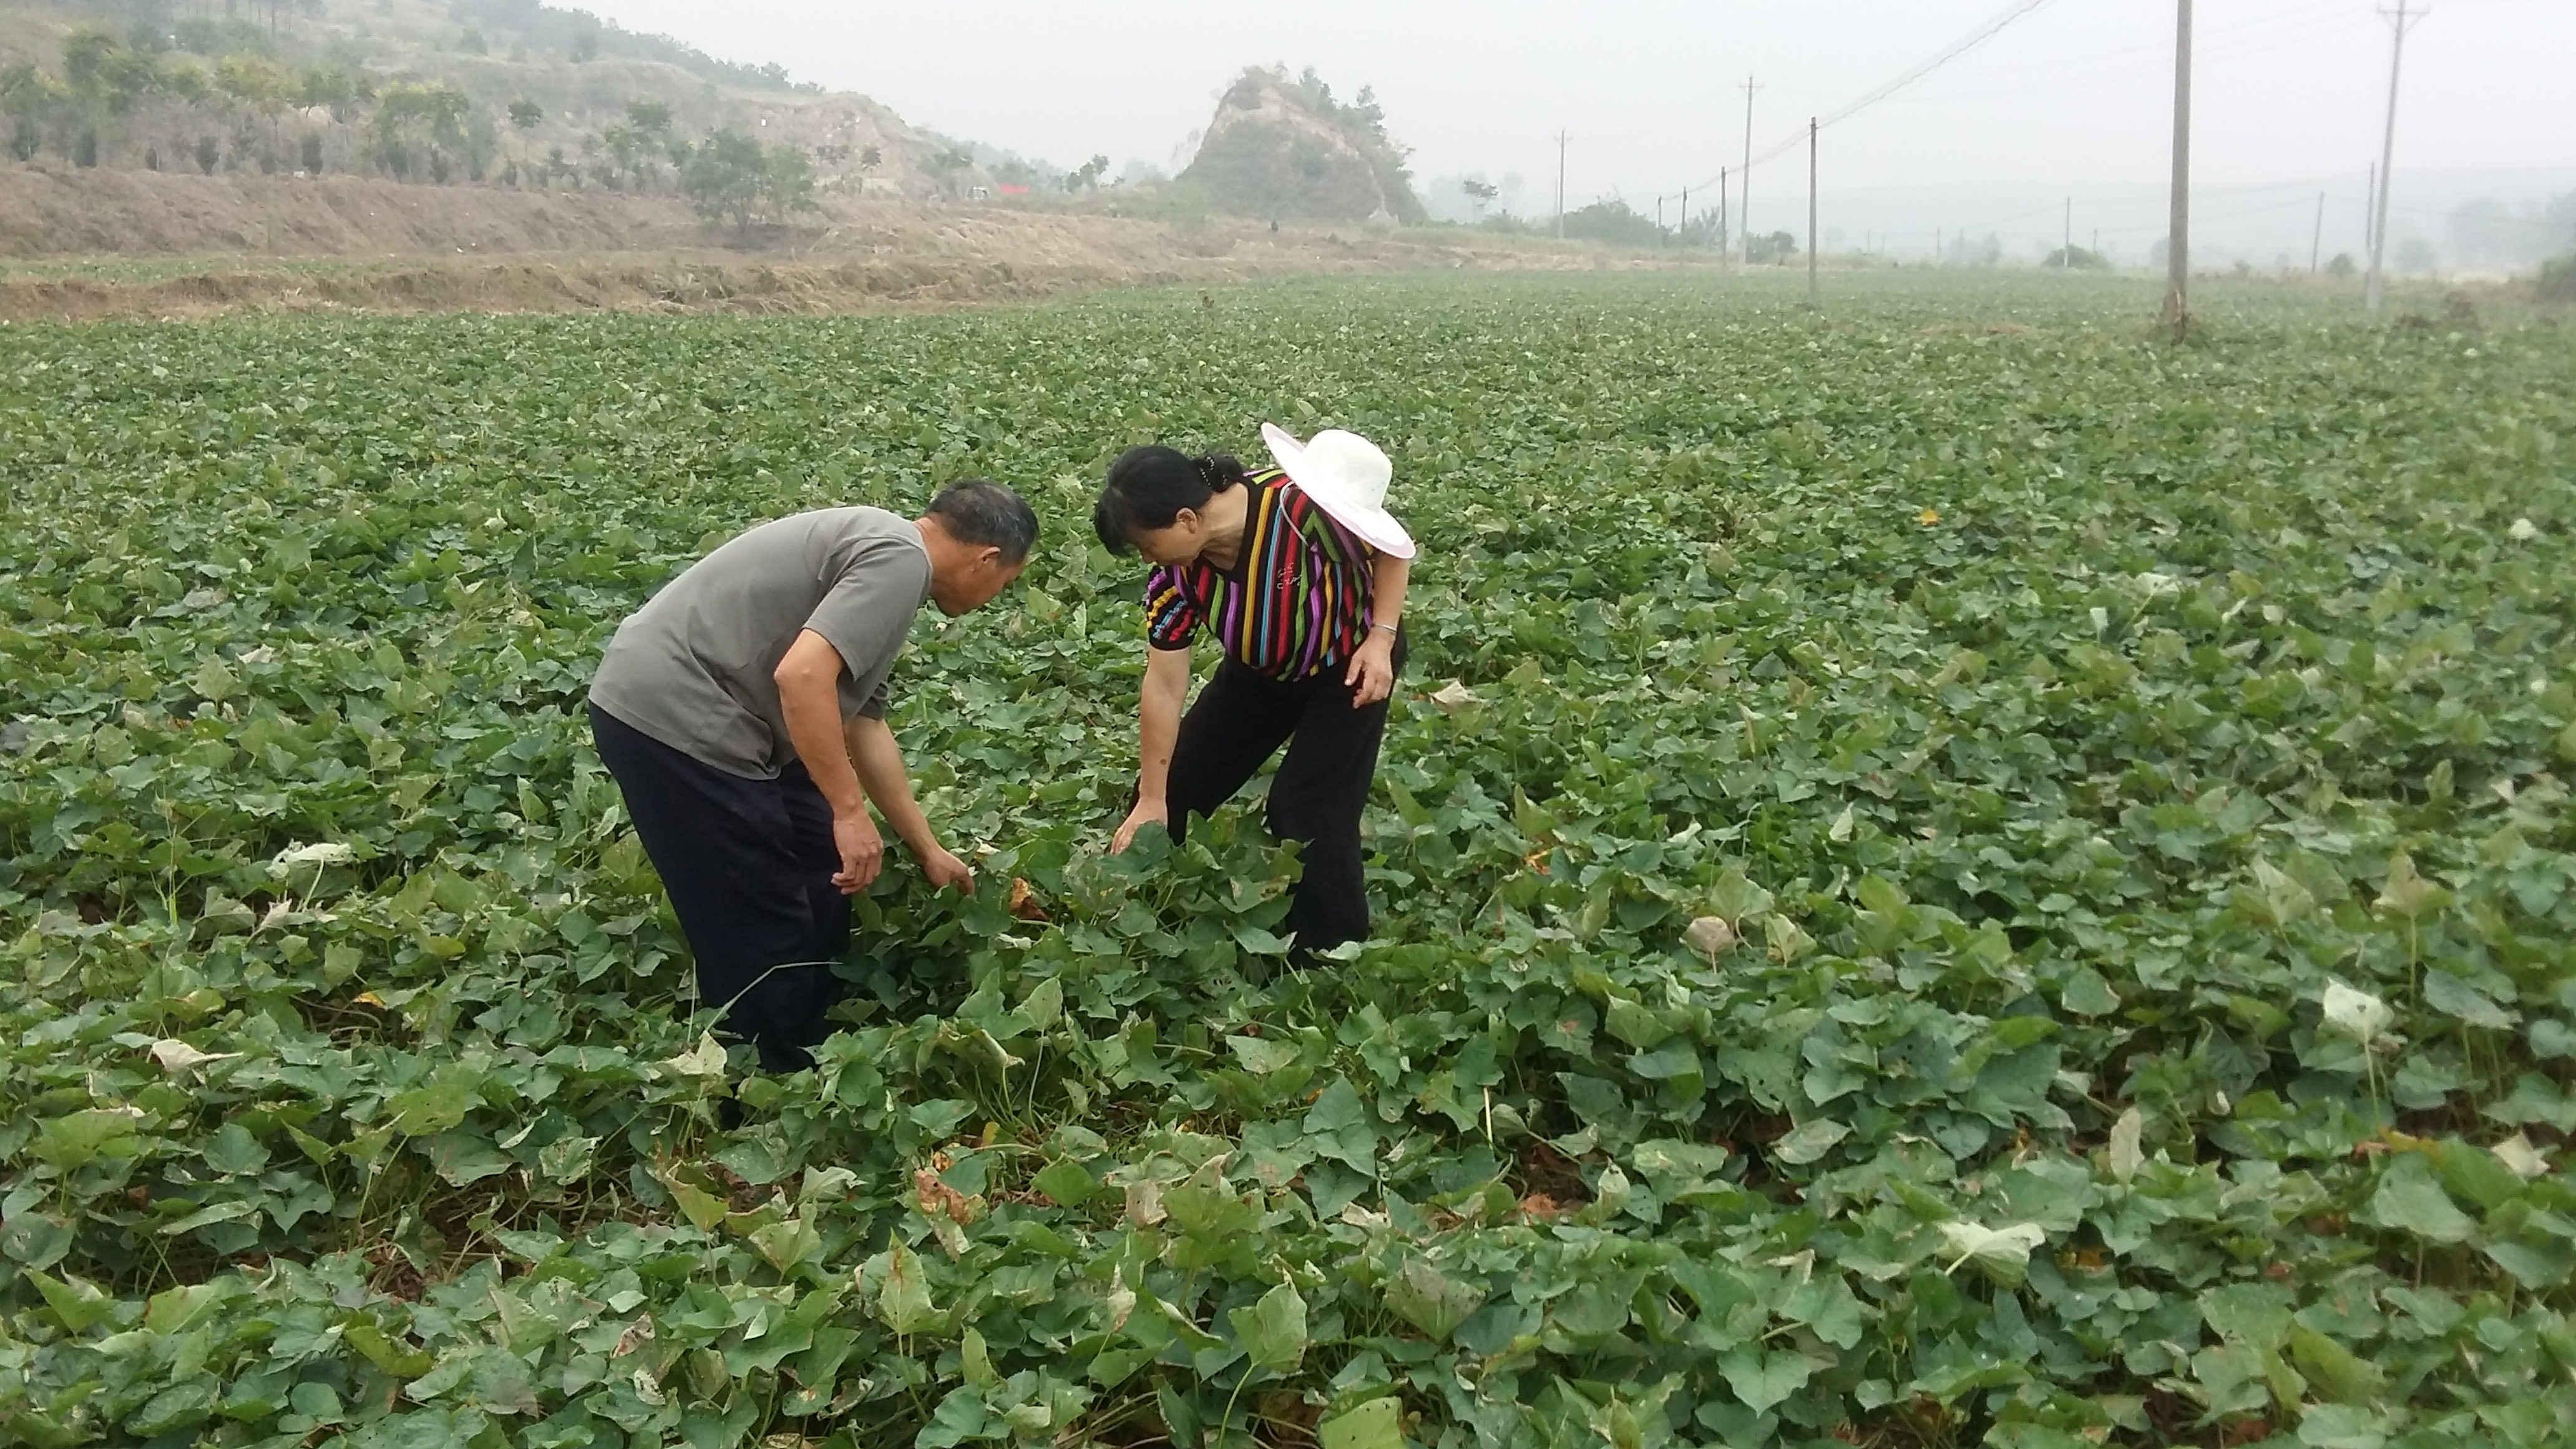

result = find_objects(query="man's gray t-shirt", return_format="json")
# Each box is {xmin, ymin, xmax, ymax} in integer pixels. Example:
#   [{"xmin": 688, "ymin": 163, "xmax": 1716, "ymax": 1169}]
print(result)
[{"xmin": 589, "ymin": 507, "xmax": 930, "ymax": 779}]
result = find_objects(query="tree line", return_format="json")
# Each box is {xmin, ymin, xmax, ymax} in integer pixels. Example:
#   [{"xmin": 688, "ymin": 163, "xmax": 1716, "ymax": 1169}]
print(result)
[{"xmin": 2, "ymin": 23, "xmax": 826, "ymax": 225}]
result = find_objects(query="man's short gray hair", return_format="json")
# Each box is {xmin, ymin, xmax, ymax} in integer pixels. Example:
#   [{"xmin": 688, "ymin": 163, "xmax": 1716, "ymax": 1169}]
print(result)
[{"xmin": 925, "ymin": 479, "xmax": 1039, "ymax": 564}]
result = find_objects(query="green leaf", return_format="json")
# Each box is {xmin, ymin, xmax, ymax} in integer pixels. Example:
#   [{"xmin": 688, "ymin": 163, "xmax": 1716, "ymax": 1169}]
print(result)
[
  {"xmin": 1019, "ymin": 976, "xmax": 1063, "ymax": 1030},
  {"xmin": 877, "ymin": 1237, "xmax": 939, "ymax": 1334},
  {"xmin": 2107, "ymin": 1105, "xmax": 2145, "ymax": 1183},
  {"xmin": 344, "ymin": 1322, "xmax": 434, "ymax": 1378},
  {"xmin": 2373, "ymin": 851, "xmax": 2449, "ymax": 920},
  {"xmin": 27, "ymin": 1269, "xmax": 111, "ymax": 1333},
  {"xmin": 2290, "ymin": 1325, "xmax": 2387, "ymax": 1404},
  {"xmin": 191, "ymin": 657, "xmax": 237, "ymax": 703},
  {"xmin": 2363, "ymin": 1156, "xmax": 2476, "ymax": 1244},
  {"xmin": 1302, "ymin": 1078, "xmax": 1378, "ymax": 1173},
  {"xmin": 2296, "ymin": 1403, "xmax": 2391, "ymax": 1449},
  {"xmin": 1226, "ymin": 1034, "xmax": 1299, "ymax": 1074},
  {"xmin": 960, "ymin": 1327, "xmax": 1000, "ymax": 1390},
  {"xmin": 1707, "ymin": 869, "xmax": 1774, "ymax": 923},
  {"xmin": 2422, "ymin": 970, "xmax": 2515, "ymax": 1030},
  {"xmin": 1033, "ymin": 1159, "xmax": 1098, "ymax": 1208},
  {"xmin": 2201, "ymin": 1282, "xmax": 2294, "ymax": 1348},
  {"xmin": 1382, "ymin": 1259, "xmax": 1484, "ymax": 1342},
  {"xmin": 748, "ymin": 1214, "xmax": 821, "ymax": 1274},
  {"xmin": 2423, "ymin": 1136, "xmax": 2526, "ymax": 1212},
  {"xmin": 1772, "ymin": 1118, "xmax": 1848, "ymax": 1166},
  {"xmin": 669, "ymin": 1179, "xmax": 728, "ymax": 1233},
  {"xmin": 126, "ymin": 1379, "xmax": 217, "ymax": 1438},
  {"xmin": 1228, "ymin": 1281, "xmax": 1309, "ymax": 1373},
  {"xmin": 1719, "ymin": 1346, "xmax": 1817, "ymax": 1413},
  {"xmin": 1318, "ymin": 1397, "xmax": 1403, "ymax": 1449},
  {"xmin": 1604, "ymin": 997, "xmax": 1672, "ymax": 1050},
  {"xmin": 2059, "ymin": 967, "xmax": 2120, "ymax": 1017},
  {"xmin": 31, "ymin": 1108, "xmax": 144, "ymax": 1168},
  {"xmin": 202, "ymin": 1121, "xmax": 270, "ymax": 1176}
]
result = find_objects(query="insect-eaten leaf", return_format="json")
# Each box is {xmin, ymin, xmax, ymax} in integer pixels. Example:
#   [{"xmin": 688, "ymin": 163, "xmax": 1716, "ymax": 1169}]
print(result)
[
  {"xmin": 1937, "ymin": 1221, "xmax": 2046, "ymax": 1284},
  {"xmin": 2320, "ymin": 982, "xmax": 2393, "ymax": 1047},
  {"xmin": 1318, "ymin": 1397, "xmax": 1403, "ymax": 1449}
]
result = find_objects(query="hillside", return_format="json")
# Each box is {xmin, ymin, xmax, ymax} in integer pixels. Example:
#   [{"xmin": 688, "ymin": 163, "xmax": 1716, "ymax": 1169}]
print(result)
[
  {"xmin": 0, "ymin": 0, "xmax": 1043, "ymax": 207},
  {"xmin": 1178, "ymin": 66, "xmax": 1426, "ymax": 226}
]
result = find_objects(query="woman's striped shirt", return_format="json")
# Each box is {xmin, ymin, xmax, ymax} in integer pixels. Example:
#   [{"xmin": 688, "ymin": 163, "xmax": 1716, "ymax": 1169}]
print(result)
[{"xmin": 1143, "ymin": 469, "xmax": 1377, "ymax": 681}]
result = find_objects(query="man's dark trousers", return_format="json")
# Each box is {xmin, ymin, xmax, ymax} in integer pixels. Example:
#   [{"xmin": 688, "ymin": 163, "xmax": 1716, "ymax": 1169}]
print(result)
[{"xmin": 589, "ymin": 704, "xmax": 846, "ymax": 1072}]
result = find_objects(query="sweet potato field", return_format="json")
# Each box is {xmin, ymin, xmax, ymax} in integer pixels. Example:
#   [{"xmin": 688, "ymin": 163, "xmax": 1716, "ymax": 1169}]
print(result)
[{"xmin": 3, "ymin": 273, "xmax": 2574, "ymax": 1448}]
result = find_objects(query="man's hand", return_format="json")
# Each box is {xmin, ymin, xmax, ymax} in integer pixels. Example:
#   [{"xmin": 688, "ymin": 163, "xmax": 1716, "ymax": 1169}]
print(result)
[
  {"xmin": 1345, "ymin": 630, "xmax": 1398, "ymax": 706},
  {"xmin": 831, "ymin": 812, "xmax": 884, "ymax": 895},
  {"xmin": 920, "ymin": 845, "xmax": 975, "ymax": 894},
  {"xmin": 1113, "ymin": 799, "xmax": 1169, "ymax": 854}
]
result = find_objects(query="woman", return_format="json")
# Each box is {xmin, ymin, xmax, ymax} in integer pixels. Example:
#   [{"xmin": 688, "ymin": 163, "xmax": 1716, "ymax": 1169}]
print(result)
[{"xmin": 1094, "ymin": 425, "xmax": 1415, "ymax": 952}]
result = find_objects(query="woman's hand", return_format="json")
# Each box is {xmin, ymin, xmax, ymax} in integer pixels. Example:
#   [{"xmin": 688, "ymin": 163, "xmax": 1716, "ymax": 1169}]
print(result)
[
  {"xmin": 1113, "ymin": 799, "xmax": 1169, "ymax": 854},
  {"xmin": 1345, "ymin": 630, "xmax": 1398, "ymax": 706}
]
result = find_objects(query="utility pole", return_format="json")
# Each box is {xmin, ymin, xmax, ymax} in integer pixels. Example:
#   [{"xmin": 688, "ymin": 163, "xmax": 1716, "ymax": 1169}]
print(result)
[
  {"xmin": 1739, "ymin": 75, "xmax": 1760, "ymax": 267},
  {"xmin": 2364, "ymin": 162, "xmax": 2378, "ymax": 256},
  {"xmin": 1657, "ymin": 195, "xmax": 1664, "ymax": 243},
  {"xmin": 1554, "ymin": 130, "xmax": 1568, "ymax": 240},
  {"xmin": 2162, "ymin": 0, "xmax": 2192, "ymax": 343},
  {"xmin": 1807, "ymin": 116, "xmax": 1818, "ymax": 307},
  {"xmin": 1718, "ymin": 168, "xmax": 1729, "ymax": 260},
  {"xmin": 2365, "ymin": 1, "xmax": 2424, "ymax": 315},
  {"xmin": 1681, "ymin": 185, "xmax": 1689, "ymax": 247},
  {"xmin": 2311, "ymin": 190, "xmax": 2326, "ymax": 272}
]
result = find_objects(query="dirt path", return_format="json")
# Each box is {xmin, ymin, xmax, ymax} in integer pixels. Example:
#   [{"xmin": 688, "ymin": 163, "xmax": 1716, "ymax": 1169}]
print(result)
[{"xmin": 0, "ymin": 165, "xmax": 1687, "ymax": 321}]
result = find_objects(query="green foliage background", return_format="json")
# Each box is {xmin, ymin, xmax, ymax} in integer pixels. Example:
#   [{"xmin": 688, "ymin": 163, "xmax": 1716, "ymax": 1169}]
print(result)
[{"xmin": 2, "ymin": 272, "xmax": 2574, "ymax": 1448}]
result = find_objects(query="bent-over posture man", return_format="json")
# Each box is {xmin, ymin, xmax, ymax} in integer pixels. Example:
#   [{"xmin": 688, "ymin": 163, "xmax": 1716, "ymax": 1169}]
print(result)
[{"xmin": 587, "ymin": 481, "xmax": 1036, "ymax": 1071}]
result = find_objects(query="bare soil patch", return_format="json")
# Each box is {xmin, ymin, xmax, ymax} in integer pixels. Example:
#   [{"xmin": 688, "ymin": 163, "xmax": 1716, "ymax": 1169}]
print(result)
[{"xmin": 0, "ymin": 164, "xmax": 1692, "ymax": 321}]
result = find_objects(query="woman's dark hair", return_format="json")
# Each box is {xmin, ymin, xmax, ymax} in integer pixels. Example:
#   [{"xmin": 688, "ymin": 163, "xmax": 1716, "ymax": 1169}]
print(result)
[{"xmin": 1093, "ymin": 446, "xmax": 1250, "ymax": 555}]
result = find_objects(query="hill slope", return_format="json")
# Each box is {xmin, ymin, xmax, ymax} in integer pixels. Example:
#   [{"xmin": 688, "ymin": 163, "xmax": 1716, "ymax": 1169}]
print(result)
[
  {"xmin": 0, "ymin": 0, "xmax": 1037, "ymax": 203},
  {"xmin": 1178, "ymin": 67, "xmax": 1425, "ymax": 225}
]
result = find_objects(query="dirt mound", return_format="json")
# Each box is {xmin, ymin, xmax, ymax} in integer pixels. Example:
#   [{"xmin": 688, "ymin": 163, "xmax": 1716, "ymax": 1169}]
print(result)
[
  {"xmin": 0, "ymin": 163, "xmax": 1698, "ymax": 321},
  {"xmin": 0, "ymin": 214, "xmax": 1679, "ymax": 322}
]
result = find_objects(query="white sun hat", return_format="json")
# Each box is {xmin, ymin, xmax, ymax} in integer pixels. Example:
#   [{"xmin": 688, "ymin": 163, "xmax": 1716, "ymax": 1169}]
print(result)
[{"xmin": 1259, "ymin": 422, "xmax": 1416, "ymax": 559}]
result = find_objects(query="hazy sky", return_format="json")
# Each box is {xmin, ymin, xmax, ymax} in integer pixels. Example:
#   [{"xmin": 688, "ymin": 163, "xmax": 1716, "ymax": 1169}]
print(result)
[{"xmin": 586, "ymin": 0, "xmax": 2571, "ymax": 254}]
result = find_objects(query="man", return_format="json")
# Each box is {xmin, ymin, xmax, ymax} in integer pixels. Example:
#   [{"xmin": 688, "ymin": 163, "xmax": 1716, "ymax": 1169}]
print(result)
[{"xmin": 587, "ymin": 480, "xmax": 1037, "ymax": 1071}]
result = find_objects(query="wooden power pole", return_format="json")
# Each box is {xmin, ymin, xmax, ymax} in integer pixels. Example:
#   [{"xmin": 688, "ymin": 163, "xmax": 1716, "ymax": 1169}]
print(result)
[
  {"xmin": 1739, "ymin": 76, "xmax": 1760, "ymax": 267},
  {"xmin": 2365, "ymin": 2, "xmax": 2424, "ymax": 315},
  {"xmin": 1554, "ymin": 130, "xmax": 1568, "ymax": 240},
  {"xmin": 2162, "ymin": 0, "xmax": 2192, "ymax": 343},
  {"xmin": 1807, "ymin": 117, "xmax": 1819, "ymax": 307}
]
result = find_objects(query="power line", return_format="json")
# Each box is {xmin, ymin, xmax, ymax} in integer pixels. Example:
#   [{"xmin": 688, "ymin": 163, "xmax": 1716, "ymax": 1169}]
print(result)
[
  {"xmin": 1686, "ymin": 0, "xmax": 2063, "ymax": 193},
  {"xmin": 1888, "ymin": 0, "xmax": 2363, "ymax": 108}
]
